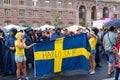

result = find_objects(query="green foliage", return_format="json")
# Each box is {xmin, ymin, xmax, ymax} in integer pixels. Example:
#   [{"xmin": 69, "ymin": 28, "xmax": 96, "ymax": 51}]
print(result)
[
  {"xmin": 79, "ymin": 18, "xmax": 86, "ymax": 27},
  {"xmin": 54, "ymin": 12, "xmax": 61, "ymax": 28},
  {"xmin": 85, "ymin": 23, "xmax": 90, "ymax": 27},
  {"xmin": 21, "ymin": 22, "xmax": 29, "ymax": 27}
]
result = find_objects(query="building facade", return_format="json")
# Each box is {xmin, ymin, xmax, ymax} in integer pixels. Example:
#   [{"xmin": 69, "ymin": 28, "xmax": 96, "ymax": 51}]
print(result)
[{"xmin": 0, "ymin": 0, "xmax": 120, "ymax": 27}]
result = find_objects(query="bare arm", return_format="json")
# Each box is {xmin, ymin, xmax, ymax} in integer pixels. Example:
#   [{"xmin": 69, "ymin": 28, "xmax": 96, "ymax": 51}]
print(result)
[
  {"xmin": 9, "ymin": 47, "xmax": 15, "ymax": 50},
  {"xmin": 16, "ymin": 38, "xmax": 35, "ymax": 49},
  {"xmin": 25, "ymin": 43, "xmax": 35, "ymax": 49},
  {"xmin": 103, "ymin": 39, "xmax": 105, "ymax": 49}
]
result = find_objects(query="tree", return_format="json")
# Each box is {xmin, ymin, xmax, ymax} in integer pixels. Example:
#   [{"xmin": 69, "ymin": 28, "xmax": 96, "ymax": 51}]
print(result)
[
  {"xmin": 54, "ymin": 12, "xmax": 61, "ymax": 28},
  {"xmin": 21, "ymin": 22, "xmax": 29, "ymax": 27},
  {"xmin": 79, "ymin": 18, "xmax": 86, "ymax": 27},
  {"xmin": 85, "ymin": 22, "xmax": 90, "ymax": 28}
]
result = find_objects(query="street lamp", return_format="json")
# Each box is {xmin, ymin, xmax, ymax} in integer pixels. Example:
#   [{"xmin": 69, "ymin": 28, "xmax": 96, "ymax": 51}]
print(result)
[
  {"xmin": 96, "ymin": 0, "xmax": 101, "ymax": 20},
  {"xmin": 96, "ymin": 0, "xmax": 98, "ymax": 20},
  {"xmin": 96, "ymin": 0, "xmax": 98, "ymax": 9}
]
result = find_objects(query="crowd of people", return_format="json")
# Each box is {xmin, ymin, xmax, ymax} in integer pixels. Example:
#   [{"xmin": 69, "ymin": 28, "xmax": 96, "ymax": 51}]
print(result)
[{"xmin": 0, "ymin": 25, "xmax": 120, "ymax": 80}]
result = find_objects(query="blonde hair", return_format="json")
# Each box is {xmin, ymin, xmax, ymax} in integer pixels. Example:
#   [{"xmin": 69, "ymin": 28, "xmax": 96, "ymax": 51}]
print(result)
[{"xmin": 15, "ymin": 32, "xmax": 23, "ymax": 39}]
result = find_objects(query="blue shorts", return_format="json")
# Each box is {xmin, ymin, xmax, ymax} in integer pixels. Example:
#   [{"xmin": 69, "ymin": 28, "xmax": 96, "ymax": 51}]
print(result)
[
  {"xmin": 91, "ymin": 50, "xmax": 96, "ymax": 56},
  {"xmin": 105, "ymin": 50, "xmax": 114, "ymax": 64}
]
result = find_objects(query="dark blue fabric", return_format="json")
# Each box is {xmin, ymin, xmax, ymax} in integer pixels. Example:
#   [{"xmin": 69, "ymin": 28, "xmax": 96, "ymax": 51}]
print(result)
[
  {"xmin": 62, "ymin": 56, "xmax": 89, "ymax": 71},
  {"xmin": 24, "ymin": 33, "xmax": 34, "ymax": 64},
  {"xmin": 39, "ymin": 36, "xmax": 50, "ymax": 42},
  {"xmin": 34, "ymin": 34, "xmax": 91, "ymax": 77},
  {"xmin": 4, "ymin": 35, "xmax": 16, "ymax": 73},
  {"xmin": 25, "ymin": 27, "xmax": 33, "ymax": 33},
  {"xmin": 34, "ymin": 41, "xmax": 54, "ymax": 52},
  {"xmin": 34, "ymin": 34, "xmax": 91, "ymax": 52},
  {"xmin": 0, "ymin": 38, "xmax": 4, "ymax": 71},
  {"xmin": 63, "ymin": 33, "xmax": 91, "ymax": 52},
  {"xmin": 115, "ymin": 68, "xmax": 120, "ymax": 80},
  {"xmin": 50, "ymin": 33, "xmax": 64, "ymax": 41},
  {"xmin": 104, "ymin": 19, "xmax": 120, "ymax": 27},
  {"xmin": 35, "ymin": 59, "xmax": 54, "ymax": 76}
]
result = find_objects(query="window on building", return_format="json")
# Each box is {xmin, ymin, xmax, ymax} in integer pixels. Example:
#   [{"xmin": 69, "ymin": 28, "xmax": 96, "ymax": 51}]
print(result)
[
  {"xmin": 19, "ymin": 9, "xmax": 25, "ymax": 16},
  {"xmin": 33, "ymin": 21, "xmax": 39, "ymax": 27},
  {"xmin": 4, "ymin": 21, "xmax": 11, "ymax": 26},
  {"xmin": 57, "ymin": 1, "xmax": 62, "ymax": 7},
  {"xmin": 69, "ymin": 12, "xmax": 73, "ymax": 18},
  {"xmin": 68, "ymin": 2, "xmax": 73, "ymax": 8},
  {"xmin": 4, "ymin": 0, "xmax": 10, "ymax": 4},
  {"xmin": 4, "ymin": 9, "xmax": 10, "ymax": 16},
  {"xmin": 113, "ymin": 5, "xmax": 117, "ymax": 11},
  {"xmin": 103, "ymin": 7, "xmax": 109, "ymax": 18},
  {"xmin": 58, "ymin": 11, "xmax": 62, "ymax": 18},
  {"xmin": 33, "ymin": 0, "xmax": 38, "ymax": 6},
  {"xmin": 68, "ymin": 22, "xmax": 74, "ymax": 26},
  {"xmin": 91, "ymin": 6, "xmax": 96, "ymax": 20},
  {"xmin": 46, "ymin": 22, "xmax": 51, "ymax": 25},
  {"xmin": 32, "ymin": 10, "xmax": 38, "ymax": 17},
  {"xmin": 114, "ymin": 14, "xmax": 117, "ymax": 19},
  {"xmin": 19, "ymin": 0, "xmax": 24, "ymax": 5},
  {"xmin": 46, "ymin": 11, "xmax": 51, "ymax": 18},
  {"xmin": 19, "ymin": 21, "xmax": 28, "ymax": 27},
  {"xmin": 79, "ymin": 6, "xmax": 86, "ymax": 19},
  {"xmin": 45, "ymin": 0, "xmax": 50, "ymax": 7}
]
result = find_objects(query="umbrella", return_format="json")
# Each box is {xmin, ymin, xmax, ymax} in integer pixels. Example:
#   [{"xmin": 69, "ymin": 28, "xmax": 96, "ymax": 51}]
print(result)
[
  {"xmin": 66, "ymin": 25, "xmax": 84, "ymax": 32},
  {"xmin": 0, "ymin": 27, "xmax": 8, "ymax": 36},
  {"xmin": 4, "ymin": 24, "xmax": 25, "ymax": 31},
  {"xmin": 40, "ymin": 24, "xmax": 55, "ymax": 31},
  {"xmin": 104, "ymin": 19, "xmax": 120, "ymax": 27}
]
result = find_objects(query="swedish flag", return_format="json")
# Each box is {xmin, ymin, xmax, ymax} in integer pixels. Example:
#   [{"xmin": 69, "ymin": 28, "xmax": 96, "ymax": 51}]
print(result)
[{"xmin": 34, "ymin": 33, "xmax": 91, "ymax": 76}]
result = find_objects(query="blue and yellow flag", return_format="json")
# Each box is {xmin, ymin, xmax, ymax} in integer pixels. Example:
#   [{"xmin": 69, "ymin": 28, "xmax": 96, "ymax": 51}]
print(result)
[{"xmin": 34, "ymin": 33, "xmax": 91, "ymax": 76}]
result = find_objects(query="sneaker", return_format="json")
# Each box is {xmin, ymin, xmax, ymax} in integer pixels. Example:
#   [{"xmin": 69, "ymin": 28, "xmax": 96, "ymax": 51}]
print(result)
[
  {"xmin": 108, "ymin": 71, "xmax": 114, "ymax": 77},
  {"xmin": 25, "ymin": 77, "xmax": 29, "ymax": 80},
  {"xmin": 111, "ymin": 70, "xmax": 114, "ymax": 74},
  {"xmin": 89, "ymin": 70, "xmax": 92, "ymax": 73},
  {"xmin": 108, "ymin": 73, "xmax": 113, "ymax": 77},
  {"xmin": 89, "ymin": 70, "xmax": 96, "ymax": 74},
  {"xmin": 17, "ymin": 78, "xmax": 22, "ymax": 80}
]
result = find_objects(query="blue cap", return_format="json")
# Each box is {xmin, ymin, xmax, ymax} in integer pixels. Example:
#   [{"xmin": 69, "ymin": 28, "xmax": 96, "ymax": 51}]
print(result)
[
  {"xmin": 9, "ymin": 28, "xmax": 17, "ymax": 32},
  {"xmin": 25, "ymin": 27, "xmax": 33, "ymax": 33}
]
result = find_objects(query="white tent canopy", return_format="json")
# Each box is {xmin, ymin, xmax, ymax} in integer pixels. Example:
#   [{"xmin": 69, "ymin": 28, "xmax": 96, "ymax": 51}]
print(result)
[
  {"xmin": 40, "ymin": 24, "xmax": 55, "ymax": 31},
  {"xmin": 66, "ymin": 25, "xmax": 84, "ymax": 32},
  {"xmin": 4, "ymin": 24, "xmax": 25, "ymax": 31}
]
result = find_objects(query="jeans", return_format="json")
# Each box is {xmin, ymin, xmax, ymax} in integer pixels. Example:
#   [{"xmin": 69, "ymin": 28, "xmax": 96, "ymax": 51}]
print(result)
[
  {"xmin": 115, "ymin": 68, "xmax": 120, "ymax": 80},
  {"xmin": 105, "ymin": 50, "xmax": 114, "ymax": 64}
]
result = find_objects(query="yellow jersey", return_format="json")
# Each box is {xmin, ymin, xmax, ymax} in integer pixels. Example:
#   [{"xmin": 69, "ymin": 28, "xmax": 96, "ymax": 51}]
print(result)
[
  {"xmin": 15, "ymin": 40, "xmax": 26, "ymax": 56},
  {"xmin": 89, "ymin": 37, "xmax": 97, "ymax": 50}
]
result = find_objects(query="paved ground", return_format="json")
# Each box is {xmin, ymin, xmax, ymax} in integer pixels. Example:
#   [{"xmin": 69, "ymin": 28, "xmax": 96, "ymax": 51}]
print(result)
[{"xmin": 0, "ymin": 59, "xmax": 115, "ymax": 80}]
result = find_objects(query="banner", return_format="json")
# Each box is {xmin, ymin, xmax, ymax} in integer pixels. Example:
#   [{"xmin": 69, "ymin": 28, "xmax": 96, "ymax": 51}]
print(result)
[{"xmin": 34, "ymin": 33, "xmax": 91, "ymax": 76}]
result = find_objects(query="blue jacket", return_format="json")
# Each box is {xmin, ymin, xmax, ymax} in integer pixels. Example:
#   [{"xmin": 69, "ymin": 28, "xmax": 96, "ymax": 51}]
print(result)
[
  {"xmin": 4, "ymin": 35, "xmax": 16, "ymax": 73},
  {"xmin": 24, "ymin": 33, "xmax": 34, "ymax": 63}
]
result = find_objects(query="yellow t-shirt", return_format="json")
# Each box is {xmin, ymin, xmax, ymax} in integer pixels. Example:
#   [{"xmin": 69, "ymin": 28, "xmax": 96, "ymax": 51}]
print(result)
[
  {"xmin": 15, "ymin": 40, "xmax": 26, "ymax": 56},
  {"xmin": 89, "ymin": 37, "xmax": 97, "ymax": 50}
]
